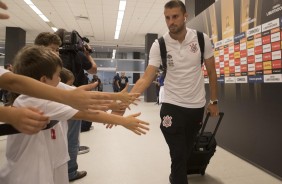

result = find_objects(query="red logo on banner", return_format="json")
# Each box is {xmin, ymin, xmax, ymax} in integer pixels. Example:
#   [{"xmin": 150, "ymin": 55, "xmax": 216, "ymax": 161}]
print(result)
[
  {"xmin": 272, "ymin": 60, "xmax": 282, "ymax": 69},
  {"xmin": 234, "ymin": 44, "xmax": 240, "ymax": 52},
  {"xmin": 248, "ymin": 56, "xmax": 255, "ymax": 64},
  {"xmin": 262, "ymin": 35, "xmax": 271, "ymax": 44},
  {"xmin": 229, "ymin": 53, "xmax": 234, "ymax": 60},
  {"xmin": 230, "ymin": 66, "xmax": 235, "ymax": 73},
  {"xmin": 241, "ymin": 65, "xmax": 248, "ymax": 72},
  {"xmin": 255, "ymin": 46, "xmax": 263, "ymax": 55},
  {"xmin": 235, "ymin": 58, "xmax": 241, "ymax": 65},
  {"xmin": 272, "ymin": 42, "xmax": 281, "ymax": 51},
  {"xmin": 240, "ymin": 50, "xmax": 247, "ymax": 58},
  {"xmin": 256, "ymin": 63, "xmax": 263, "ymax": 71},
  {"xmin": 263, "ymin": 53, "xmax": 272, "ymax": 61}
]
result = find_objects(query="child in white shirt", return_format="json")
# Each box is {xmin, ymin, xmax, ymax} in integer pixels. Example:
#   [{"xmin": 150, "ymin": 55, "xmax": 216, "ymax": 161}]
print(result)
[{"xmin": 0, "ymin": 45, "xmax": 149, "ymax": 184}]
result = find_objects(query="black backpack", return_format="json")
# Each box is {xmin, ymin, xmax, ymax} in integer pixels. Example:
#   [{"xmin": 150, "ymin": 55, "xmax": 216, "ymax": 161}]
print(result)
[{"xmin": 158, "ymin": 31, "xmax": 205, "ymax": 79}]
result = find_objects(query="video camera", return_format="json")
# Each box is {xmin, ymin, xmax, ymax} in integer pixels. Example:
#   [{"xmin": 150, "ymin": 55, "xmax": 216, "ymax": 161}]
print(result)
[{"xmin": 60, "ymin": 30, "xmax": 93, "ymax": 53}]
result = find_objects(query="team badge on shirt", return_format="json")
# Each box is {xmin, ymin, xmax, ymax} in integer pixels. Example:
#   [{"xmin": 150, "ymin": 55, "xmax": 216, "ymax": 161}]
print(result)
[
  {"xmin": 189, "ymin": 42, "xmax": 198, "ymax": 53},
  {"xmin": 167, "ymin": 54, "xmax": 174, "ymax": 67},
  {"xmin": 162, "ymin": 115, "xmax": 173, "ymax": 128}
]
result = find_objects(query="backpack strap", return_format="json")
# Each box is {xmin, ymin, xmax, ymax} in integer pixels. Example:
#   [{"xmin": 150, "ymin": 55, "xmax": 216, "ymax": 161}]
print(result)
[
  {"xmin": 197, "ymin": 31, "xmax": 205, "ymax": 65},
  {"xmin": 158, "ymin": 36, "xmax": 167, "ymax": 78}
]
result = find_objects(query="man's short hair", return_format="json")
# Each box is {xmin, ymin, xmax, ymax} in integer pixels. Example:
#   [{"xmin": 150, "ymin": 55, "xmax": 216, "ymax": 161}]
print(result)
[
  {"xmin": 165, "ymin": 0, "xmax": 187, "ymax": 14},
  {"xmin": 34, "ymin": 32, "xmax": 62, "ymax": 46}
]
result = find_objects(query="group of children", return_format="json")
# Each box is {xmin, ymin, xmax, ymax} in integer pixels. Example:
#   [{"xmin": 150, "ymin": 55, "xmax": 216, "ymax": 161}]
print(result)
[{"xmin": 0, "ymin": 45, "xmax": 149, "ymax": 183}]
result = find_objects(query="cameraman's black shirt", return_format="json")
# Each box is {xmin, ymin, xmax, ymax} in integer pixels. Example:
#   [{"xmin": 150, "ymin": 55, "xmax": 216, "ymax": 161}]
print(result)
[{"xmin": 60, "ymin": 51, "xmax": 92, "ymax": 87}]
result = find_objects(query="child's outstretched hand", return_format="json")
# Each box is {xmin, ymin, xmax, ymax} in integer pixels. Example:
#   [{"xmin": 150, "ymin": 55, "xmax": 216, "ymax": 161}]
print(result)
[
  {"xmin": 117, "ymin": 84, "xmax": 140, "ymax": 105},
  {"xmin": 122, "ymin": 112, "xmax": 149, "ymax": 135}
]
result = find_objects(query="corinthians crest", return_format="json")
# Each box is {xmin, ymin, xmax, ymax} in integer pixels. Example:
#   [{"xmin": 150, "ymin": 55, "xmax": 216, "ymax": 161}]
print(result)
[
  {"xmin": 167, "ymin": 54, "xmax": 174, "ymax": 67},
  {"xmin": 189, "ymin": 42, "xmax": 198, "ymax": 53},
  {"xmin": 162, "ymin": 115, "xmax": 173, "ymax": 128}
]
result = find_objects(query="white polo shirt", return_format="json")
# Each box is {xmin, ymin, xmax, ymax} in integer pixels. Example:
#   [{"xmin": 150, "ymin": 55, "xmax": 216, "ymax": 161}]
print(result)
[{"xmin": 149, "ymin": 28, "xmax": 214, "ymax": 108}]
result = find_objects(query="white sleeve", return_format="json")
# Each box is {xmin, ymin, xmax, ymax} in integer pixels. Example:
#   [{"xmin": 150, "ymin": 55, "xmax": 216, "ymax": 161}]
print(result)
[
  {"xmin": 14, "ymin": 95, "xmax": 78, "ymax": 122},
  {"xmin": 148, "ymin": 39, "xmax": 162, "ymax": 68},
  {"xmin": 57, "ymin": 82, "xmax": 76, "ymax": 90},
  {"xmin": 203, "ymin": 33, "xmax": 214, "ymax": 59},
  {"xmin": 0, "ymin": 68, "xmax": 10, "ymax": 76}
]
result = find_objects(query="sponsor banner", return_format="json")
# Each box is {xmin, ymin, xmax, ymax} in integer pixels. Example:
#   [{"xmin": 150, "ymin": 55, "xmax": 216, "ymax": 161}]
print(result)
[
  {"xmin": 255, "ymin": 54, "xmax": 263, "ymax": 62},
  {"xmin": 235, "ymin": 65, "xmax": 241, "ymax": 73},
  {"xmin": 248, "ymin": 63, "xmax": 255, "ymax": 71},
  {"xmin": 225, "ymin": 76, "xmax": 236, "ymax": 83},
  {"xmin": 263, "ymin": 52, "xmax": 272, "ymax": 61},
  {"xmin": 254, "ymin": 37, "xmax": 262, "ymax": 46},
  {"xmin": 241, "ymin": 57, "xmax": 247, "ymax": 65},
  {"xmin": 215, "ymin": 40, "xmax": 223, "ymax": 48},
  {"xmin": 224, "ymin": 54, "xmax": 229, "ymax": 61},
  {"xmin": 256, "ymin": 62, "xmax": 263, "ymax": 71},
  {"xmin": 236, "ymin": 76, "xmax": 248, "ymax": 83},
  {"xmin": 271, "ymin": 41, "xmax": 281, "ymax": 51},
  {"xmin": 263, "ymin": 61, "xmax": 272, "ymax": 70},
  {"xmin": 229, "ymin": 46, "xmax": 234, "ymax": 53},
  {"xmin": 229, "ymin": 53, "xmax": 234, "ymax": 60},
  {"xmin": 248, "ymin": 75, "xmax": 264, "ymax": 83},
  {"xmin": 271, "ymin": 31, "xmax": 280, "ymax": 42},
  {"xmin": 240, "ymin": 42, "xmax": 247, "ymax": 50},
  {"xmin": 263, "ymin": 43, "xmax": 271, "ymax": 53},
  {"xmin": 248, "ymin": 48, "xmax": 254, "ymax": 56},
  {"xmin": 264, "ymin": 74, "xmax": 282, "ymax": 83},
  {"xmin": 262, "ymin": 18, "xmax": 280, "ymax": 32},
  {"xmin": 273, "ymin": 68, "xmax": 282, "ymax": 74},
  {"xmin": 248, "ymin": 56, "xmax": 255, "ymax": 64},
  {"xmin": 254, "ymin": 46, "xmax": 263, "ymax": 55},
  {"xmin": 247, "ymin": 26, "xmax": 262, "ymax": 37},
  {"xmin": 262, "ymin": 34, "xmax": 271, "ymax": 44},
  {"xmin": 272, "ymin": 50, "xmax": 282, "ymax": 60},
  {"xmin": 234, "ymin": 32, "xmax": 246, "ymax": 42},
  {"xmin": 272, "ymin": 60, "xmax": 282, "ymax": 69},
  {"xmin": 229, "ymin": 59, "xmax": 235, "ymax": 66},
  {"xmin": 217, "ymin": 76, "xmax": 225, "ymax": 83}
]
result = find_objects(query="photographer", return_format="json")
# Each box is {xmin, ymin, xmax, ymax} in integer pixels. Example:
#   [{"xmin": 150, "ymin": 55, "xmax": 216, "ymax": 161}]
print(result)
[{"xmin": 55, "ymin": 28, "xmax": 97, "ymax": 181}]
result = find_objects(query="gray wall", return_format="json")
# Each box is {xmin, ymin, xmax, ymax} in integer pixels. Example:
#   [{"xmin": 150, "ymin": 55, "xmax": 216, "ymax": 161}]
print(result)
[{"xmin": 205, "ymin": 83, "xmax": 282, "ymax": 179}]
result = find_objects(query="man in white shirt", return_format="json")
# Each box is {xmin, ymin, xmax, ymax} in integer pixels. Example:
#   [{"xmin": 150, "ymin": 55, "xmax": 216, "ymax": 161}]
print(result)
[{"xmin": 116, "ymin": 1, "xmax": 219, "ymax": 183}]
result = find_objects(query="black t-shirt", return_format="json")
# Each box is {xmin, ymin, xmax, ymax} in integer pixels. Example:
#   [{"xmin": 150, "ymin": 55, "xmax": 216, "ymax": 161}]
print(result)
[{"xmin": 60, "ymin": 51, "xmax": 92, "ymax": 87}]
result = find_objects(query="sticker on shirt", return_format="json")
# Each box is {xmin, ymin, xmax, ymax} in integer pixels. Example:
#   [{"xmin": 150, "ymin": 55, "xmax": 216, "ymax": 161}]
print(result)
[
  {"xmin": 167, "ymin": 54, "xmax": 174, "ymax": 67},
  {"xmin": 162, "ymin": 115, "xmax": 173, "ymax": 128},
  {"xmin": 188, "ymin": 42, "xmax": 199, "ymax": 53}
]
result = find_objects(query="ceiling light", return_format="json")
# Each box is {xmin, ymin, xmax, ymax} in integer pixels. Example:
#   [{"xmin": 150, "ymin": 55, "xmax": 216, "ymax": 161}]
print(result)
[
  {"xmin": 114, "ymin": 0, "xmax": 126, "ymax": 39},
  {"xmin": 24, "ymin": 0, "xmax": 50, "ymax": 22},
  {"xmin": 51, "ymin": 27, "xmax": 58, "ymax": 32}
]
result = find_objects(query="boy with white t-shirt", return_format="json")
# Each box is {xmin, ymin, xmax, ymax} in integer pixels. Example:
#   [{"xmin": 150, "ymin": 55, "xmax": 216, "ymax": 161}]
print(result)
[{"xmin": 0, "ymin": 45, "xmax": 149, "ymax": 184}]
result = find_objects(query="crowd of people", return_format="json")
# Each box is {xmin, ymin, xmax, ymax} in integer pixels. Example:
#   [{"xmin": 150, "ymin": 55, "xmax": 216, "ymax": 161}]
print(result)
[{"xmin": 0, "ymin": 1, "xmax": 219, "ymax": 184}]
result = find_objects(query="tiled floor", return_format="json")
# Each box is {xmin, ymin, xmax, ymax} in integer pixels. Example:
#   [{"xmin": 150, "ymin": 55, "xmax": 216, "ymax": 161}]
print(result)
[{"xmin": 0, "ymin": 101, "xmax": 281, "ymax": 184}]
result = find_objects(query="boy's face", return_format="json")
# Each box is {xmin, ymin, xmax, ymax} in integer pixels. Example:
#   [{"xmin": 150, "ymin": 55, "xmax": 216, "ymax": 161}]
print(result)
[
  {"xmin": 44, "ymin": 66, "xmax": 61, "ymax": 87},
  {"xmin": 47, "ymin": 44, "xmax": 60, "ymax": 56}
]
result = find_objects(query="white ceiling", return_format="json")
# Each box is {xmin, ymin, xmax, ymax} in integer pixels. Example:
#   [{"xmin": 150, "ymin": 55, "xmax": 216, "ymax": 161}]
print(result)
[{"xmin": 0, "ymin": 0, "xmax": 184, "ymax": 53}]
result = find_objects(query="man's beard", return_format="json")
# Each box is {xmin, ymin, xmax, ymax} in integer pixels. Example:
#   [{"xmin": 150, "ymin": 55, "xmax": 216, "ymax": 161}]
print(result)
[{"xmin": 169, "ymin": 23, "xmax": 185, "ymax": 34}]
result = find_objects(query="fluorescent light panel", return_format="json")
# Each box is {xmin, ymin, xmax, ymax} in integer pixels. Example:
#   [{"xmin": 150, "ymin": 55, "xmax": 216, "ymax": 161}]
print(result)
[
  {"xmin": 24, "ymin": 0, "xmax": 58, "ymax": 31},
  {"xmin": 114, "ymin": 0, "xmax": 126, "ymax": 39}
]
